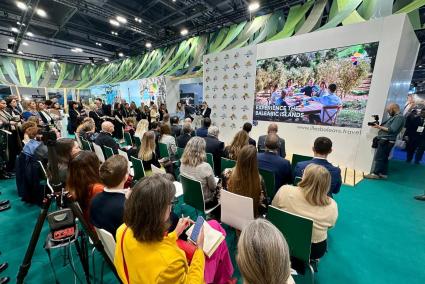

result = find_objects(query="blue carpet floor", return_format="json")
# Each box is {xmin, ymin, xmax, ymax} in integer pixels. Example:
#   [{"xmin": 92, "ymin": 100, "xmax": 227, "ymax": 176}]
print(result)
[{"xmin": 0, "ymin": 160, "xmax": 424, "ymax": 283}]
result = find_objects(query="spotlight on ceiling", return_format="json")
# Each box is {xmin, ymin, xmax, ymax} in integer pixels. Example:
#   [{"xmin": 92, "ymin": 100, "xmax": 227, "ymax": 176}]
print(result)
[
  {"xmin": 111, "ymin": 31, "xmax": 118, "ymax": 36},
  {"xmin": 180, "ymin": 28, "xmax": 188, "ymax": 36},
  {"xmin": 7, "ymin": 48, "xmax": 12, "ymax": 52},
  {"xmin": 16, "ymin": 1, "xmax": 27, "ymax": 10},
  {"xmin": 95, "ymin": 42, "xmax": 102, "ymax": 46},
  {"xmin": 109, "ymin": 19, "xmax": 120, "ymax": 26},
  {"xmin": 134, "ymin": 17, "xmax": 142, "ymax": 23},
  {"xmin": 8, "ymin": 38, "xmax": 15, "ymax": 43},
  {"xmin": 116, "ymin": 16, "xmax": 127, "ymax": 24},
  {"xmin": 145, "ymin": 42, "xmax": 152, "ymax": 48},
  {"xmin": 51, "ymin": 58, "xmax": 58, "ymax": 62},
  {"xmin": 71, "ymin": 47, "xmax": 83, "ymax": 53},
  {"xmin": 118, "ymin": 52, "xmax": 124, "ymax": 57},
  {"xmin": 17, "ymin": 21, "xmax": 25, "ymax": 26},
  {"xmin": 26, "ymin": 31, "xmax": 34, "ymax": 37},
  {"xmin": 248, "ymin": 2, "xmax": 260, "ymax": 12},
  {"xmin": 104, "ymin": 58, "xmax": 110, "ymax": 62},
  {"xmin": 36, "ymin": 8, "xmax": 47, "ymax": 18},
  {"xmin": 22, "ymin": 42, "xmax": 28, "ymax": 46},
  {"xmin": 11, "ymin": 27, "xmax": 19, "ymax": 33},
  {"xmin": 18, "ymin": 50, "xmax": 23, "ymax": 54}
]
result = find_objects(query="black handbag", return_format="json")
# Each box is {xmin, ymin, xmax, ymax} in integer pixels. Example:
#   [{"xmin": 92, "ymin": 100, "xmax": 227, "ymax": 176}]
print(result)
[{"xmin": 372, "ymin": 136, "xmax": 379, "ymax": 149}]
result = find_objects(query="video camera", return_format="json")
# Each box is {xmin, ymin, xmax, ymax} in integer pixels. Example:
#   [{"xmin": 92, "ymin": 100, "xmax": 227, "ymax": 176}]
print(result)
[{"xmin": 367, "ymin": 115, "xmax": 380, "ymax": 126}]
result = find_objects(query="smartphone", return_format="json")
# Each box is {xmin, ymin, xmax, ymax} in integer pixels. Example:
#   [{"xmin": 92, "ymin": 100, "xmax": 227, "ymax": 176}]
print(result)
[{"xmin": 189, "ymin": 216, "xmax": 205, "ymax": 244}]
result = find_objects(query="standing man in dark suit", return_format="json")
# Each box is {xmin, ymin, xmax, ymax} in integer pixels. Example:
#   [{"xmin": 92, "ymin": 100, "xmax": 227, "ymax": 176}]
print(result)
[
  {"xmin": 201, "ymin": 102, "xmax": 211, "ymax": 118},
  {"xmin": 257, "ymin": 134, "xmax": 292, "ymax": 195},
  {"xmin": 204, "ymin": 126, "xmax": 224, "ymax": 176},
  {"xmin": 257, "ymin": 123, "xmax": 286, "ymax": 158},
  {"xmin": 170, "ymin": 116, "xmax": 182, "ymax": 137},
  {"xmin": 196, "ymin": 117, "xmax": 211, "ymax": 138},
  {"xmin": 405, "ymin": 108, "xmax": 425, "ymax": 164},
  {"xmin": 243, "ymin": 122, "xmax": 256, "ymax": 146},
  {"xmin": 294, "ymin": 137, "xmax": 342, "ymax": 197},
  {"xmin": 176, "ymin": 122, "xmax": 193, "ymax": 148}
]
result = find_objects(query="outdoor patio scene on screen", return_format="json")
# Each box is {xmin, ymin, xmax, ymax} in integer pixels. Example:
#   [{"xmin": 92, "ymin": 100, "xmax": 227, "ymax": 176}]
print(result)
[{"xmin": 253, "ymin": 42, "xmax": 379, "ymax": 128}]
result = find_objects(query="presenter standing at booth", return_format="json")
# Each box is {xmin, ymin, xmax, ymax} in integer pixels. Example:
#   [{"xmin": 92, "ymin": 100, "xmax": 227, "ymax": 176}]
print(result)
[
  {"xmin": 365, "ymin": 103, "xmax": 405, "ymax": 180},
  {"xmin": 201, "ymin": 102, "xmax": 211, "ymax": 118}
]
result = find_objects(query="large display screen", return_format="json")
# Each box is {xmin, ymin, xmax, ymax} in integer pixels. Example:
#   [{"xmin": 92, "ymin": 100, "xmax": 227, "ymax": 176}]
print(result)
[{"xmin": 253, "ymin": 42, "xmax": 379, "ymax": 128}]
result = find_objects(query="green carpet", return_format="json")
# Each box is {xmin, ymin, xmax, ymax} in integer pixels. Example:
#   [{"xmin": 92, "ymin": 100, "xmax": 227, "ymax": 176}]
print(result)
[{"xmin": 0, "ymin": 160, "xmax": 424, "ymax": 283}]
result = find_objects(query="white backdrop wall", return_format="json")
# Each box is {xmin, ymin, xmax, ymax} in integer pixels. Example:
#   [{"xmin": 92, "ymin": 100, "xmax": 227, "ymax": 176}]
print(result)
[{"xmin": 202, "ymin": 14, "xmax": 419, "ymax": 172}]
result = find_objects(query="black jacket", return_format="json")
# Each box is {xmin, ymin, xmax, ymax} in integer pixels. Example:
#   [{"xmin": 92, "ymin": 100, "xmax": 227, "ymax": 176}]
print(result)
[
  {"xmin": 202, "ymin": 107, "xmax": 211, "ymax": 118},
  {"xmin": 257, "ymin": 134, "xmax": 286, "ymax": 158},
  {"xmin": 204, "ymin": 135, "xmax": 224, "ymax": 176},
  {"xmin": 171, "ymin": 124, "xmax": 182, "ymax": 138},
  {"xmin": 95, "ymin": 132, "xmax": 119, "ymax": 154},
  {"xmin": 177, "ymin": 134, "xmax": 192, "ymax": 148}
]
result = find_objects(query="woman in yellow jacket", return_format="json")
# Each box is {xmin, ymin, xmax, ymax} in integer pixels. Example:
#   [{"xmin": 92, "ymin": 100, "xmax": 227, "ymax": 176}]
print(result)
[{"xmin": 114, "ymin": 175, "xmax": 205, "ymax": 284}]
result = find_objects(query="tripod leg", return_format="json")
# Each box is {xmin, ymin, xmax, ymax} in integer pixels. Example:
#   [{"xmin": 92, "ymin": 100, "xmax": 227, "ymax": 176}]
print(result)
[
  {"xmin": 74, "ymin": 234, "xmax": 91, "ymax": 284},
  {"xmin": 17, "ymin": 196, "xmax": 53, "ymax": 284}
]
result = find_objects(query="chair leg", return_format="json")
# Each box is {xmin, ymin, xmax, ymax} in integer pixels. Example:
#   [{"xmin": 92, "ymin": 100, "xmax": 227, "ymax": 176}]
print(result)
[{"xmin": 91, "ymin": 247, "xmax": 97, "ymax": 283}]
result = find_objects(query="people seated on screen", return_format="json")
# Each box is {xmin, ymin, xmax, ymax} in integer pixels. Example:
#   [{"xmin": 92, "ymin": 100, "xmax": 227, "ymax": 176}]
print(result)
[
  {"xmin": 310, "ymin": 83, "xmax": 342, "ymax": 124},
  {"xmin": 237, "ymin": 219, "xmax": 295, "ymax": 284},
  {"xmin": 56, "ymin": 138, "xmax": 80, "ymax": 184},
  {"xmin": 316, "ymin": 81, "xmax": 329, "ymax": 98},
  {"xmin": 294, "ymin": 137, "xmax": 342, "ymax": 197},
  {"xmin": 272, "ymin": 164, "xmax": 338, "ymax": 261},
  {"xmin": 180, "ymin": 137, "xmax": 218, "ymax": 207},
  {"xmin": 114, "ymin": 175, "xmax": 206, "ymax": 283},
  {"xmin": 224, "ymin": 130, "xmax": 249, "ymax": 160},
  {"xmin": 66, "ymin": 151, "xmax": 103, "ymax": 224},
  {"xmin": 138, "ymin": 131, "xmax": 161, "ymax": 172},
  {"xmin": 159, "ymin": 123, "xmax": 177, "ymax": 160},
  {"xmin": 301, "ymin": 79, "xmax": 319, "ymax": 97},
  {"xmin": 243, "ymin": 122, "xmax": 256, "ymax": 146},
  {"xmin": 90, "ymin": 155, "xmax": 129, "ymax": 237},
  {"xmin": 204, "ymin": 126, "xmax": 225, "ymax": 176},
  {"xmin": 270, "ymin": 84, "xmax": 280, "ymax": 105},
  {"xmin": 170, "ymin": 116, "xmax": 182, "ymax": 137},
  {"xmin": 223, "ymin": 145, "xmax": 267, "ymax": 217},
  {"xmin": 284, "ymin": 78, "xmax": 296, "ymax": 96},
  {"xmin": 177, "ymin": 122, "xmax": 193, "ymax": 149},
  {"xmin": 196, "ymin": 117, "xmax": 211, "ymax": 137},
  {"xmin": 257, "ymin": 123, "xmax": 286, "ymax": 158},
  {"xmin": 275, "ymin": 90, "xmax": 289, "ymax": 107},
  {"xmin": 257, "ymin": 134, "xmax": 293, "ymax": 194}
]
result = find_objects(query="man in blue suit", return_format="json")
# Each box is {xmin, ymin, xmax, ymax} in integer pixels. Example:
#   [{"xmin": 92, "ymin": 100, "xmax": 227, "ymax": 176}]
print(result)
[
  {"xmin": 196, "ymin": 117, "xmax": 211, "ymax": 137},
  {"xmin": 294, "ymin": 137, "xmax": 342, "ymax": 197}
]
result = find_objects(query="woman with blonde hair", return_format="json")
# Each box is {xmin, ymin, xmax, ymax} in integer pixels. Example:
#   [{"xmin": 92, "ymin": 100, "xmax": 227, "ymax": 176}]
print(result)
[
  {"xmin": 224, "ymin": 130, "xmax": 249, "ymax": 160},
  {"xmin": 135, "ymin": 119, "xmax": 149, "ymax": 138},
  {"xmin": 180, "ymin": 137, "xmax": 217, "ymax": 205},
  {"xmin": 237, "ymin": 219, "xmax": 294, "ymax": 284},
  {"xmin": 272, "ymin": 164, "xmax": 338, "ymax": 261},
  {"xmin": 138, "ymin": 131, "xmax": 160, "ymax": 171}
]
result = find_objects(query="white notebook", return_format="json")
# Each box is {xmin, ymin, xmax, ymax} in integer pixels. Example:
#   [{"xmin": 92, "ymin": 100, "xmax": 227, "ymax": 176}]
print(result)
[{"xmin": 186, "ymin": 221, "xmax": 225, "ymax": 258}]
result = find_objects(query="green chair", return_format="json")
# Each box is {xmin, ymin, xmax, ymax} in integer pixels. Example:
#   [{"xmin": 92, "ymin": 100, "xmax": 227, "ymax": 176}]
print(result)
[
  {"xmin": 134, "ymin": 136, "xmax": 142, "ymax": 149},
  {"xmin": 291, "ymin": 154, "xmax": 313, "ymax": 171},
  {"xmin": 124, "ymin": 132, "xmax": 133, "ymax": 147},
  {"xmin": 267, "ymin": 206, "xmax": 314, "ymax": 281},
  {"xmin": 180, "ymin": 174, "xmax": 220, "ymax": 216},
  {"xmin": 220, "ymin": 157, "xmax": 236, "ymax": 172},
  {"xmin": 259, "ymin": 168, "xmax": 276, "ymax": 201},
  {"xmin": 294, "ymin": 176, "xmax": 302, "ymax": 186},
  {"xmin": 206, "ymin": 153, "xmax": 214, "ymax": 171},
  {"xmin": 103, "ymin": 146, "xmax": 114, "ymax": 159},
  {"xmin": 158, "ymin": 143, "xmax": 170, "ymax": 159},
  {"xmin": 81, "ymin": 138, "xmax": 92, "ymax": 151},
  {"xmin": 130, "ymin": 156, "xmax": 145, "ymax": 182},
  {"xmin": 176, "ymin": 147, "xmax": 185, "ymax": 160}
]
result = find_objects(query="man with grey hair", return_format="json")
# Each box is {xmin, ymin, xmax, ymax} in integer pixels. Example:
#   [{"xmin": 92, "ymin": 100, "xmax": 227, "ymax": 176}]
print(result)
[
  {"xmin": 177, "ymin": 122, "xmax": 193, "ymax": 148},
  {"xmin": 204, "ymin": 125, "xmax": 224, "ymax": 176},
  {"xmin": 257, "ymin": 123, "xmax": 286, "ymax": 158},
  {"xmin": 95, "ymin": 121, "xmax": 137, "ymax": 156}
]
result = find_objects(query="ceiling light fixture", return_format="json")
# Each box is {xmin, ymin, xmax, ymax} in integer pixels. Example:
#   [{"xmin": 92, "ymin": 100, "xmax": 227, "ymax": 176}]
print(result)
[
  {"xmin": 51, "ymin": 58, "xmax": 58, "ymax": 62},
  {"xmin": 22, "ymin": 42, "xmax": 28, "ymax": 46},
  {"xmin": 11, "ymin": 27, "xmax": 19, "ymax": 33},
  {"xmin": 26, "ymin": 31, "xmax": 34, "ymax": 36},
  {"xmin": 180, "ymin": 28, "xmax": 188, "ymax": 36},
  {"xmin": 116, "ymin": 16, "xmax": 127, "ymax": 24},
  {"xmin": 118, "ymin": 52, "xmax": 124, "ymax": 57},
  {"xmin": 17, "ymin": 21, "xmax": 25, "ymax": 26},
  {"xmin": 109, "ymin": 19, "xmax": 120, "ymax": 26},
  {"xmin": 248, "ymin": 2, "xmax": 260, "ymax": 12},
  {"xmin": 104, "ymin": 58, "xmax": 109, "ymax": 62},
  {"xmin": 36, "ymin": 8, "xmax": 47, "ymax": 18},
  {"xmin": 71, "ymin": 47, "xmax": 83, "ymax": 53},
  {"xmin": 8, "ymin": 38, "xmax": 15, "ymax": 43},
  {"xmin": 111, "ymin": 31, "xmax": 118, "ymax": 36},
  {"xmin": 16, "ymin": 1, "xmax": 27, "ymax": 10},
  {"xmin": 95, "ymin": 42, "xmax": 102, "ymax": 46},
  {"xmin": 134, "ymin": 17, "xmax": 142, "ymax": 23},
  {"xmin": 145, "ymin": 42, "xmax": 152, "ymax": 48},
  {"xmin": 7, "ymin": 48, "xmax": 12, "ymax": 52},
  {"xmin": 18, "ymin": 50, "xmax": 23, "ymax": 54}
]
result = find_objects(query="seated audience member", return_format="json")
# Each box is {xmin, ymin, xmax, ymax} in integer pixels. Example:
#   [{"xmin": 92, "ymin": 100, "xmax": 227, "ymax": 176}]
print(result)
[
  {"xmin": 182, "ymin": 118, "xmax": 196, "ymax": 137},
  {"xmin": 204, "ymin": 126, "xmax": 224, "ymax": 176},
  {"xmin": 55, "ymin": 138, "xmax": 80, "ymax": 184},
  {"xmin": 67, "ymin": 151, "xmax": 103, "ymax": 223},
  {"xmin": 135, "ymin": 119, "xmax": 149, "ymax": 138},
  {"xmin": 180, "ymin": 137, "xmax": 218, "ymax": 206},
  {"xmin": 224, "ymin": 130, "xmax": 249, "ymax": 160},
  {"xmin": 196, "ymin": 117, "xmax": 211, "ymax": 137},
  {"xmin": 176, "ymin": 122, "xmax": 193, "ymax": 148},
  {"xmin": 257, "ymin": 123, "xmax": 286, "ymax": 158},
  {"xmin": 162, "ymin": 113, "xmax": 171, "ymax": 126},
  {"xmin": 243, "ymin": 122, "xmax": 256, "ymax": 147},
  {"xmin": 21, "ymin": 121, "xmax": 37, "ymax": 144},
  {"xmin": 257, "ymin": 134, "xmax": 293, "ymax": 194},
  {"xmin": 115, "ymin": 175, "xmax": 230, "ymax": 283},
  {"xmin": 272, "ymin": 164, "xmax": 338, "ymax": 262},
  {"xmin": 224, "ymin": 145, "xmax": 267, "ymax": 217},
  {"xmin": 159, "ymin": 123, "xmax": 177, "ymax": 160},
  {"xmin": 294, "ymin": 137, "xmax": 341, "ymax": 197},
  {"xmin": 95, "ymin": 121, "xmax": 137, "ymax": 156},
  {"xmin": 237, "ymin": 219, "xmax": 295, "ymax": 284},
  {"xmin": 138, "ymin": 131, "xmax": 161, "ymax": 171},
  {"xmin": 76, "ymin": 120, "xmax": 97, "ymax": 142},
  {"xmin": 124, "ymin": 117, "xmax": 136, "ymax": 137},
  {"xmin": 170, "ymin": 116, "xmax": 182, "ymax": 137},
  {"xmin": 90, "ymin": 155, "xmax": 129, "ymax": 236}
]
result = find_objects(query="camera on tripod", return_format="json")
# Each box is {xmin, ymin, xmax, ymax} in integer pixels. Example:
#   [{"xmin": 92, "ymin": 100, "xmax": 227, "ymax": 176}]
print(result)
[{"xmin": 367, "ymin": 115, "xmax": 380, "ymax": 126}]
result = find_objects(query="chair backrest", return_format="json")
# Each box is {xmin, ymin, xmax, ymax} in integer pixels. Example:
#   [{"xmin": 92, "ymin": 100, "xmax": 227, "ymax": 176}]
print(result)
[
  {"xmin": 220, "ymin": 190, "xmax": 254, "ymax": 231},
  {"xmin": 180, "ymin": 174, "xmax": 205, "ymax": 212},
  {"xmin": 321, "ymin": 105, "xmax": 341, "ymax": 125},
  {"xmin": 158, "ymin": 142, "xmax": 169, "ymax": 159},
  {"xmin": 103, "ymin": 146, "xmax": 114, "ymax": 159},
  {"xmin": 124, "ymin": 132, "xmax": 133, "ymax": 146},
  {"xmin": 206, "ymin": 153, "xmax": 214, "ymax": 171},
  {"xmin": 93, "ymin": 143, "xmax": 106, "ymax": 163},
  {"xmin": 94, "ymin": 227, "xmax": 116, "ymax": 262},
  {"xmin": 118, "ymin": 148, "xmax": 129, "ymax": 161},
  {"xmin": 81, "ymin": 138, "xmax": 92, "ymax": 151},
  {"xmin": 220, "ymin": 157, "xmax": 236, "ymax": 172},
  {"xmin": 291, "ymin": 154, "xmax": 313, "ymax": 171},
  {"xmin": 267, "ymin": 206, "xmax": 313, "ymax": 263},
  {"xmin": 294, "ymin": 176, "xmax": 302, "ymax": 186},
  {"xmin": 134, "ymin": 136, "xmax": 142, "ymax": 149},
  {"xmin": 176, "ymin": 147, "xmax": 184, "ymax": 160},
  {"xmin": 259, "ymin": 168, "xmax": 276, "ymax": 200},
  {"xmin": 130, "ymin": 156, "xmax": 145, "ymax": 181}
]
